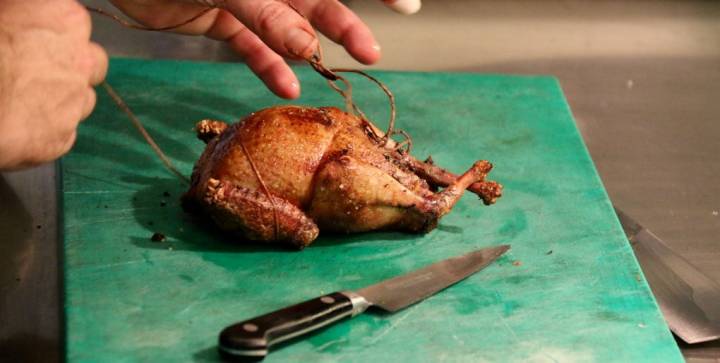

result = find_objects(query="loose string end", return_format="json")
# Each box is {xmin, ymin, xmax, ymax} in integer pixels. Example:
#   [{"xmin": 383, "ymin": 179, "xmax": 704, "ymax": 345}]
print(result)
[{"xmin": 101, "ymin": 81, "xmax": 190, "ymax": 185}]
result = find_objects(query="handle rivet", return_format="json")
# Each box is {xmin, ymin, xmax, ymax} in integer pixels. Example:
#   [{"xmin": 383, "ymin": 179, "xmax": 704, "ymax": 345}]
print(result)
[
  {"xmin": 242, "ymin": 323, "xmax": 259, "ymax": 332},
  {"xmin": 320, "ymin": 296, "xmax": 335, "ymax": 304}
]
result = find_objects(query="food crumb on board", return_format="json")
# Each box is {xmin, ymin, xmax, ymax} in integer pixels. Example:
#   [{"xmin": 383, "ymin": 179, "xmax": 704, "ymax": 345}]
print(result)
[
  {"xmin": 512, "ymin": 260, "xmax": 522, "ymax": 266},
  {"xmin": 150, "ymin": 232, "xmax": 166, "ymax": 242},
  {"xmin": 163, "ymin": 191, "xmax": 171, "ymax": 197},
  {"xmin": 546, "ymin": 250, "xmax": 553, "ymax": 255},
  {"xmin": 168, "ymin": 246, "xmax": 174, "ymax": 251},
  {"xmin": 638, "ymin": 323, "xmax": 646, "ymax": 328},
  {"xmin": 713, "ymin": 210, "xmax": 718, "ymax": 216}
]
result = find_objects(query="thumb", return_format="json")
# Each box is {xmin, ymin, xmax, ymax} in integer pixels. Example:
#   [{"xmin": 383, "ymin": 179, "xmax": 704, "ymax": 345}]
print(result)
[{"xmin": 381, "ymin": 0, "xmax": 421, "ymax": 15}]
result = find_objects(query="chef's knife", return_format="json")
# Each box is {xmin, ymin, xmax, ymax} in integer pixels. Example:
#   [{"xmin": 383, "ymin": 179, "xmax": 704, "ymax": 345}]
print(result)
[
  {"xmin": 616, "ymin": 208, "xmax": 720, "ymax": 344},
  {"xmin": 218, "ymin": 245, "xmax": 510, "ymax": 360}
]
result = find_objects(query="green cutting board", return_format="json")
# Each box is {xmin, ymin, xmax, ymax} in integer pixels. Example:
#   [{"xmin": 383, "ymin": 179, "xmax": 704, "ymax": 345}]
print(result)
[{"xmin": 62, "ymin": 58, "xmax": 682, "ymax": 362}]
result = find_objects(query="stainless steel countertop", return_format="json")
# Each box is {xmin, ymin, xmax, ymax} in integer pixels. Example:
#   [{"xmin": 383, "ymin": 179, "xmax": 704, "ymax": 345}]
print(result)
[{"xmin": 2, "ymin": 1, "xmax": 718, "ymax": 361}]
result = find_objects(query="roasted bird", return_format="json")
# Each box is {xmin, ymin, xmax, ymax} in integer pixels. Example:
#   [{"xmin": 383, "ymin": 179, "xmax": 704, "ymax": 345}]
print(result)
[{"xmin": 182, "ymin": 105, "xmax": 502, "ymax": 249}]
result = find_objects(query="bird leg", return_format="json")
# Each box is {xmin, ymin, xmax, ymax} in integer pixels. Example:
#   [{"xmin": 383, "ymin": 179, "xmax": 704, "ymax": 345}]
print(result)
[
  {"xmin": 201, "ymin": 178, "xmax": 319, "ymax": 249},
  {"xmin": 393, "ymin": 152, "xmax": 502, "ymax": 205}
]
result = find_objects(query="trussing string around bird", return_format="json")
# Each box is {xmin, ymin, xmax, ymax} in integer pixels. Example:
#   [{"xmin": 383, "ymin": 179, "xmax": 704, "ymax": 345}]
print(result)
[
  {"xmin": 285, "ymin": 0, "xmax": 412, "ymax": 153},
  {"xmin": 238, "ymin": 140, "xmax": 280, "ymax": 239},
  {"xmin": 88, "ymin": 3, "xmax": 413, "ymax": 239}
]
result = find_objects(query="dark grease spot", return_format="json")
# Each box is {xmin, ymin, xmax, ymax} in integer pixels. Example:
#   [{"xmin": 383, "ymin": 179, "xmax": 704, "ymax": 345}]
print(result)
[
  {"xmin": 504, "ymin": 275, "xmax": 534, "ymax": 285},
  {"xmin": 179, "ymin": 274, "xmax": 195, "ymax": 283},
  {"xmin": 596, "ymin": 311, "xmax": 628, "ymax": 323},
  {"xmin": 437, "ymin": 224, "xmax": 463, "ymax": 234},
  {"xmin": 150, "ymin": 232, "xmax": 166, "ymax": 242},
  {"xmin": 497, "ymin": 132, "xmax": 533, "ymax": 147}
]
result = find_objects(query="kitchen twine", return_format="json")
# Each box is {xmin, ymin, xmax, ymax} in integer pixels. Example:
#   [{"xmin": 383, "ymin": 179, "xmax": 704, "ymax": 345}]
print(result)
[{"xmin": 87, "ymin": 1, "xmax": 411, "ymax": 240}]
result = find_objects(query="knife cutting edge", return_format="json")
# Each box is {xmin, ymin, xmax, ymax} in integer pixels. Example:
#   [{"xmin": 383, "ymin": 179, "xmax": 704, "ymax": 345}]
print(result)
[
  {"xmin": 616, "ymin": 208, "xmax": 720, "ymax": 344},
  {"xmin": 218, "ymin": 245, "xmax": 510, "ymax": 360}
]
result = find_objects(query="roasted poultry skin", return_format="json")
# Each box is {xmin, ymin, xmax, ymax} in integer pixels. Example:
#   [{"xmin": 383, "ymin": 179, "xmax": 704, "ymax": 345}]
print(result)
[{"xmin": 182, "ymin": 105, "xmax": 502, "ymax": 249}]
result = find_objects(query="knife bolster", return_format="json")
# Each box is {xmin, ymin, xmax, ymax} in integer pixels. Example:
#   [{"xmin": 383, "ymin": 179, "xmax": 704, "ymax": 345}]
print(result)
[{"xmin": 342, "ymin": 290, "xmax": 371, "ymax": 317}]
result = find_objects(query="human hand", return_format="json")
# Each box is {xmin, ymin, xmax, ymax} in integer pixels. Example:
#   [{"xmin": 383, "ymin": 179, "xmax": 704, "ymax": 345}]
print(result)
[
  {"xmin": 110, "ymin": 0, "xmax": 420, "ymax": 99},
  {"xmin": 0, "ymin": 0, "xmax": 108, "ymax": 169}
]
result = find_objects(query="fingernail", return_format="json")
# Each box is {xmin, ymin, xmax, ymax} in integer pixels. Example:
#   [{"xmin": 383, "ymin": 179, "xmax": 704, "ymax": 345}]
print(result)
[
  {"xmin": 384, "ymin": 0, "xmax": 422, "ymax": 15},
  {"xmin": 285, "ymin": 28, "xmax": 316, "ymax": 59},
  {"xmin": 285, "ymin": 81, "xmax": 300, "ymax": 99}
]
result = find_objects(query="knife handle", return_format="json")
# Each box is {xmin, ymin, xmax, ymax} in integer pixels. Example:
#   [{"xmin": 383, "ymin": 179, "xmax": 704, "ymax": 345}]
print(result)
[{"xmin": 218, "ymin": 291, "xmax": 368, "ymax": 361}]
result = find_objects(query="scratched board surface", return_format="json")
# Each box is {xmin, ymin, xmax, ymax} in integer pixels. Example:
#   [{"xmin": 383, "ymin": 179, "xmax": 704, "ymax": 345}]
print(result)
[{"xmin": 62, "ymin": 58, "xmax": 682, "ymax": 362}]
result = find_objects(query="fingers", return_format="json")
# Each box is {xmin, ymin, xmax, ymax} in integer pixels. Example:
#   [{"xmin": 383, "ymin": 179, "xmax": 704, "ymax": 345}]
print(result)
[
  {"xmin": 206, "ymin": 10, "xmax": 300, "ymax": 99},
  {"xmin": 81, "ymin": 88, "xmax": 97, "ymax": 121},
  {"xmin": 76, "ymin": 41, "xmax": 108, "ymax": 87},
  {"xmin": 87, "ymin": 42, "xmax": 109, "ymax": 86},
  {"xmin": 60, "ymin": 130, "xmax": 78, "ymax": 158},
  {"xmin": 381, "ymin": 0, "xmax": 422, "ymax": 15},
  {"xmin": 227, "ymin": 26, "xmax": 301, "ymax": 99},
  {"xmin": 109, "ymin": 0, "xmax": 221, "ymax": 35},
  {"xmin": 223, "ymin": 0, "xmax": 318, "ymax": 60},
  {"xmin": 298, "ymin": 0, "xmax": 380, "ymax": 64}
]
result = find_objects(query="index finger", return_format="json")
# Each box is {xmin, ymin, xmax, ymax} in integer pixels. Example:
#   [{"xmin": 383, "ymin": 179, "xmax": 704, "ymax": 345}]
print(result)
[
  {"xmin": 222, "ymin": 0, "xmax": 319, "ymax": 60},
  {"xmin": 295, "ymin": 0, "xmax": 381, "ymax": 65}
]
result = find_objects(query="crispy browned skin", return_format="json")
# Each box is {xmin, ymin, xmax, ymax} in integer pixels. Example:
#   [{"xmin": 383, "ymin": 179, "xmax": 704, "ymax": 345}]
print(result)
[{"xmin": 182, "ymin": 106, "xmax": 502, "ymax": 248}]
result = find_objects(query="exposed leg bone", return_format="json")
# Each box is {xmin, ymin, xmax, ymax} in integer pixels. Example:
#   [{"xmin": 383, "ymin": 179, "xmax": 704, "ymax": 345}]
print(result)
[
  {"xmin": 402, "ymin": 161, "xmax": 496, "ymax": 232},
  {"xmin": 395, "ymin": 153, "xmax": 503, "ymax": 205},
  {"xmin": 426, "ymin": 160, "xmax": 495, "ymax": 216}
]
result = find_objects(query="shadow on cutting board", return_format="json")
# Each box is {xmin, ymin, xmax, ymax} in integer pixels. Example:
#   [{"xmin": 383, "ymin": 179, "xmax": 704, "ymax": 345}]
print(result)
[
  {"xmin": 75, "ymin": 72, "xmax": 460, "ymax": 259},
  {"xmin": 126, "ymin": 175, "xmax": 421, "ymax": 256},
  {"xmin": 126, "ymin": 176, "xmax": 284, "ymax": 254}
]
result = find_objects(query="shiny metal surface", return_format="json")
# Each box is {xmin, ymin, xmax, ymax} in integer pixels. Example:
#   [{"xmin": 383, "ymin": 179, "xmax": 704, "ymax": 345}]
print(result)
[
  {"xmin": 618, "ymin": 209, "xmax": 720, "ymax": 344},
  {"xmin": 2, "ymin": 1, "xmax": 719, "ymax": 361},
  {"xmin": 0, "ymin": 164, "xmax": 60, "ymax": 363},
  {"xmin": 341, "ymin": 290, "xmax": 371, "ymax": 317},
  {"xmin": 357, "ymin": 245, "xmax": 510, "ymax": 312}
]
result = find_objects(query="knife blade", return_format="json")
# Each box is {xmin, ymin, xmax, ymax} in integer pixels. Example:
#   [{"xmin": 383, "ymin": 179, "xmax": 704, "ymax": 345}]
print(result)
[
  {"xmin": 218, "ymin": 245, "xmax": 510, "ymax": 360},
  {"xmin": 616, "ymin": 208, "xmax": 720, "ymax": 344}
]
